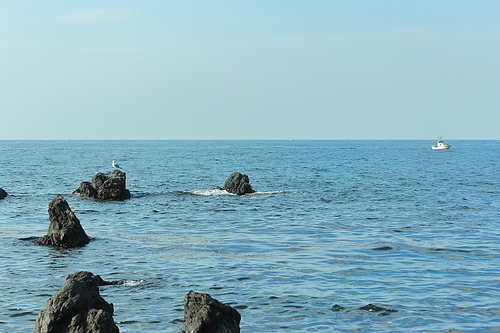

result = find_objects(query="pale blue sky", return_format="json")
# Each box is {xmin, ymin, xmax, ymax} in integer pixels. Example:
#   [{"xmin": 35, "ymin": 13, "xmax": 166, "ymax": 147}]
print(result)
[{"xmin": 1, "ymin": 0, "xmax": 499, "ymax": 140}]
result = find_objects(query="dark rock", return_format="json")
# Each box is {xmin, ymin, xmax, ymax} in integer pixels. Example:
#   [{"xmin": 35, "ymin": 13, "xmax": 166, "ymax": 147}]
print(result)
[
  {"xmin": 34, "ymin": 271, "xmax": 119, "ymax": 333},
  {"xmin": 371, "ymin": 246, "xmax": 395, "ymax": 251},
  {"xmin": 222, "ymin": 172, "xmax": 255, "ymax": 195},
  {"xmin": 0, "ymin": 188, "xmax": 7, "ymax": 199},
  {"xmin": 20, "ymin": 236, "xmax": 39, "ymax": 242},
  {"xmin": 182, "ymin": 291, "xmax": 241, "ymax": 333},
  {"xmin": 34, "ymin": 195, "xmax": 90, "ymax": 248},
  {"xmin": 73, "ymin": 170, "xmax": 131, "ymax": 201},
  {"xmin": 74, "ymin": 181, "xmax": 97, "ymax": 199},
  {"xmin": 359, "ymin": 303, "xmax": 398, "ymax": 316}
]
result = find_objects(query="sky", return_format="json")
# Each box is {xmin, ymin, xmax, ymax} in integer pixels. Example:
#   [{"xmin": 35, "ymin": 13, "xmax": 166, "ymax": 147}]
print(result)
[{"xmin": 1, "ymin": 0, "xmax": 499, "ymax": 140}]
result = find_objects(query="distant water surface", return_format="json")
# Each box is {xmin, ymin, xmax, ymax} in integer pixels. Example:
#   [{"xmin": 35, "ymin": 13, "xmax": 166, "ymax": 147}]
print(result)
[{"xmin": 0, "ymin": 140, "xmax": 499, "ymax": 332}]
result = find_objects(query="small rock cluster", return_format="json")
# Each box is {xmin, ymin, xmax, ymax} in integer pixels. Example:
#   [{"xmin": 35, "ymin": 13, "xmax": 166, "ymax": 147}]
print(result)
[
  {"xmin": 27, "ymin": 169, "xmax": 253, "ymax": 332},
  {"xmin": 34, "ymin": 271, "xmax": 241, "ymax": 333}
]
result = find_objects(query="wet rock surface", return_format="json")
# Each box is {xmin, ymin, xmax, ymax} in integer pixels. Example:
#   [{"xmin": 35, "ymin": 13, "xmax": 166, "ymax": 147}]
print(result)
[
  {"xmin": 221, "ymin": 172, "xmax": 255, "ymax": 195},
  {"xmin": 182, "ymin": 291, "xmax": 241, "ymax": 333},
  {"xmin": 34, "ymin": 271, "xmax": 119, "ymax": 333},
  {"xmin": 74, "ymin": 169, "xmax": 131, "ymax": 201},
  {"xmin": 359, "ymin": 303, "xmax": 398, "ymax": 316},
  {"xmin": 34, "ymin": 195, "xmax": 90, "ymax": 248}
]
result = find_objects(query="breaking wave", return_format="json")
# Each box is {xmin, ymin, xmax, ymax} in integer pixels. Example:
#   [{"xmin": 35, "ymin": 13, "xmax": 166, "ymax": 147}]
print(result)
[{"xmin": 183, "ymin": 189, "xmax": 285, "ymax": 196}]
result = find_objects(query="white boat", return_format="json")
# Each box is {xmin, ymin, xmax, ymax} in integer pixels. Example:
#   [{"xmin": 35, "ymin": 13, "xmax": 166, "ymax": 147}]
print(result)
[{"xmin": 431, "ymin": 138, "xmax": 450, "ymax": 150}]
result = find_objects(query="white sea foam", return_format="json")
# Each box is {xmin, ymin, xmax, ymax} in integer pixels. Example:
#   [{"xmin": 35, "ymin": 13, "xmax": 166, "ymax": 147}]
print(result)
[
  {"xmin": 254, "ymin": 190, "xmax": 285, "ymax": 195},
  {"xmin": 123, "ymin": 279, "xmax": 145, "ymax": 286},
  {"xmin": 187, "ymin": 189, "xmax": 235, "ymax": 196},
  {"xmin": 187, "ymin": 189, "xmax": 285, "ymax": 196}
]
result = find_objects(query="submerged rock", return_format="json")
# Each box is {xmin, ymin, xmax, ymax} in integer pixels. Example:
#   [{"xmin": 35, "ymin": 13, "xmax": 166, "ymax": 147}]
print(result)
[
  {"xmin": 182, "ymin": 290, "xmax": 241, "ymax": 333},
  {"xmin": 359, "ymin": 303, "xmax": 398, "ymax": 316},
  {"xmin": 0, "ymin": 188, "xmax": 7, "ymax": 199},
  {"xmin": 34, "ymin": 194, "xmax": 90, "ymax": 248},
  {"xmin": 222, "ymin": 172, "xmax": 255, "ymax": 195},
  {"xmin": 34, "ymin": 271, "xmax": 119, "ymax": 333},
  {"xmin": 74, "ymin": 169, "xmax": 131, "ymax": 201}
]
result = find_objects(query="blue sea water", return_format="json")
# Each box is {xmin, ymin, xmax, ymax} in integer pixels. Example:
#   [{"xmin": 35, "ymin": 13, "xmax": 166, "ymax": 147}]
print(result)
[{"xmin": 0, "ymin": 140, "xmax": 499, "ymax": 332}]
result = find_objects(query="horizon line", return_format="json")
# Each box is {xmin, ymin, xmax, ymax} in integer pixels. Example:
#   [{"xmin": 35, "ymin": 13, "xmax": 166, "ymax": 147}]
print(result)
[{"xmin": 1, "ymin": 138, "xmax": 498, "ymax": 141}]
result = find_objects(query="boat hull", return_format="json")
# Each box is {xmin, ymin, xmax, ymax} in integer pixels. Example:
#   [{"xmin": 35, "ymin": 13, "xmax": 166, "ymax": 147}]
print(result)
[{"xmin": 431, "ymin": 138, "xmax": 450, "ymax": 150}]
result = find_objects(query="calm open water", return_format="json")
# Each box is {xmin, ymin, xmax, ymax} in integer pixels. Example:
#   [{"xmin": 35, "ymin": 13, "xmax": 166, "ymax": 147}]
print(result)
[{"xmin": 0, "ymin": 140, "xmax": 499, "ymax": 332}]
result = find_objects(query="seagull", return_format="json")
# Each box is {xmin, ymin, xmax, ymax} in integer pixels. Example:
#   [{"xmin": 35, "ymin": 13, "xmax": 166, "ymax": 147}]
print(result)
[{"xmin": 111, "ymin": 160, "xmax": 121, "ymax": 169}]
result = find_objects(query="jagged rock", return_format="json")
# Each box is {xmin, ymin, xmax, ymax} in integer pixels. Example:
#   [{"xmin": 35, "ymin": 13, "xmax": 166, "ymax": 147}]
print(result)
[
  {"xmin": 182, "ymin": 291, "xmax": 241, "ymax": 333},
  {"xmin": 34, "ymin": 195, "xmax": 90, "ymax": 248},
  {"xmin": 0, "ymin": 188, "xmax": 7, "ymax": 199},
  {"xmin": 222, "ymin": 172, "xmax": 255, "ymax": 195},
  {"xmin": 34, "ymin": 271, "xmax": 119, "ymax": 333},
  {"xmin": 73, "ymin": 169, "xmax": 131, "ymax": 201}
]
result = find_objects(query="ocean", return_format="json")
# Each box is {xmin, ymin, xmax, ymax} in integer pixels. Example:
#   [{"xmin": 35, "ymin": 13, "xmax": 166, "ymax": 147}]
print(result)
[{"xmin": 0, "ymin": 140, "xmax": 499, "ymax": 332}]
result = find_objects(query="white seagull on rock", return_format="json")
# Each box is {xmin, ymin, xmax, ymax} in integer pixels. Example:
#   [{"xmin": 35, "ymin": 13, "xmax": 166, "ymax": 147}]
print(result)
[{"xmin": 112, "ymin": 160, "xmax": 121, "ymax": 169}]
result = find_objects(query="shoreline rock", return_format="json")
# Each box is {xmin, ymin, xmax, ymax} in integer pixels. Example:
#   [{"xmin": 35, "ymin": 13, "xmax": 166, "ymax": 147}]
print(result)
[
  {"xmin": 220, "ymin": 172, "xmax": 255, "ymax": 195},
  {"xmin": 0, "ymin": 188, "xmax": 8, "ymax": 199},
  {"xmin": 34, "ymin": 271, "xmax": 119, "ymax": 333},
  {"xmin": 74, "ymin": 169, "xmax": 131, "ymax": 201},
  {"xmin": 34, "ymin": 194, "xmax": 90, "ymax": 248},
  {"xmin": 182, "ymin": 290, "xmax": 241, "ymax": 333}
]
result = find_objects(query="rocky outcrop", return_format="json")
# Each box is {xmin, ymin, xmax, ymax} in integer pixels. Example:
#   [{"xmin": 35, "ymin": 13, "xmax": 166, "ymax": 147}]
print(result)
[
  {"xmin": 74, "ymin": 170, "xmax": 131, "ymax": 201},
  {"xmin": 34, "ymin": 195, "xmax": 90, "ymax": 248},
  {"xmin": 0, "ymin": 188, "xmax": 7, "ymax": 199},
  {"xmin": 34, "ymin": 271, "xmax": 119, "ymax": 333},
  {"xmin": 182, "ymin": 291, "xmax": 241, "ymax": 333},
  {"xmin": 221, "ymin": 172, "xmax": 255, "ymax": 195}
]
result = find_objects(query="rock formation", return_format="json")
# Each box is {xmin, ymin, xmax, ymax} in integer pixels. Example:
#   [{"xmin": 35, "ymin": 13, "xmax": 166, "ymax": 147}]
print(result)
[
  {"xmin": 0, "ymin": 188, "xmax": 7, "ymax": 199},
  {"xmin": 34, "ymin": 271, "xmax": 119, "ymax": 333},
  {"xmin": 182, "ymin": 291, "xmax": 241, "ymax": 333},
  {"xmin": 221, "ymin": 172, "xmax": 255, "ymax": 195},
  {"xmin": 34, "ymin": 194, "xmax": 90, "ymax": 248},
  {"xmin": 74, "ymin": 169, "xmax": 131, "ymax": 201}
]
